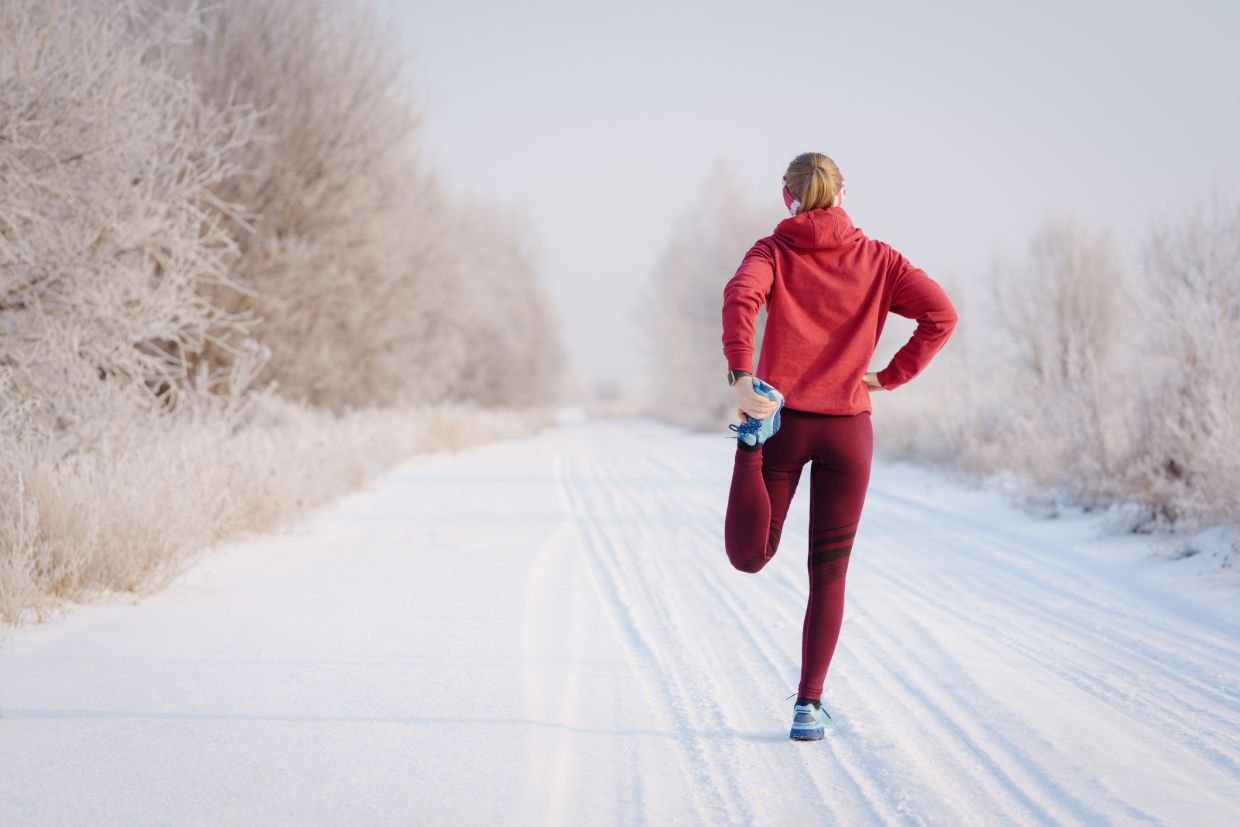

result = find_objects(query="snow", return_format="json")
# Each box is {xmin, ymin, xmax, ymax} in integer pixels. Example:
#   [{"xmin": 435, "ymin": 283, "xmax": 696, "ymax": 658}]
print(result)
[{"xmin": 2, "ymin": 411, "xmax": 1238, "ymax": 825}]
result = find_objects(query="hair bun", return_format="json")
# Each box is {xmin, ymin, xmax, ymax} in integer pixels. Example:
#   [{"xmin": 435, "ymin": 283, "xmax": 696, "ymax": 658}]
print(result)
[{"xmin": 784, "ymin": 152, "xmax": 841, "ymax": 212}]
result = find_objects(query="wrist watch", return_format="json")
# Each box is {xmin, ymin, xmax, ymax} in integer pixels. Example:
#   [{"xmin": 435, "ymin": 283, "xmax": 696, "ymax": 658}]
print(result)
[{"xmin": 727, "ymin": 369, "xmax": 751, "ymax": 386}]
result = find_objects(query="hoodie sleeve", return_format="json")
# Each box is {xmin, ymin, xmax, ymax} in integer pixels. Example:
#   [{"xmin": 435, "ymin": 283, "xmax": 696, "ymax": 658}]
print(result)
[
  {"xmin": 721, "ymin": 240, "xmax": 775, "ymax": 374},
  {"xmin": 874, "ymin": 245, "xmax": 958, "ymax": 391}
]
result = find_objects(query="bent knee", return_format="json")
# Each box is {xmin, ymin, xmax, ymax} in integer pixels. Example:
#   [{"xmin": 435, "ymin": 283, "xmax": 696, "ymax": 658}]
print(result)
[{"xmin": 727, "ymin": 551, "xmax": 769, "ymax": 574}]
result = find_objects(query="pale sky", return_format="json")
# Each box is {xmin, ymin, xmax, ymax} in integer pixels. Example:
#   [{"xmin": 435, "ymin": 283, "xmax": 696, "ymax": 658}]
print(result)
[{"xmin": 388, "ymin": 0, "xmax": 1239, "ymax": 387}]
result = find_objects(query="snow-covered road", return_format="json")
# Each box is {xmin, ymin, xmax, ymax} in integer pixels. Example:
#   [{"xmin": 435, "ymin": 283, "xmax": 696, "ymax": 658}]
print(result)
[{"xmin": 3, "ymin": 412, "xmax": 1239, "ymax": 825}]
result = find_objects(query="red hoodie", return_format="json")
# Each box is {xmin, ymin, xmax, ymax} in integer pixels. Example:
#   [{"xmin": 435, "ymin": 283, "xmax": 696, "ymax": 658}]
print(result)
[{"xmin": 721, "ymin": 207, "xmax": 958, "ymax": 415}]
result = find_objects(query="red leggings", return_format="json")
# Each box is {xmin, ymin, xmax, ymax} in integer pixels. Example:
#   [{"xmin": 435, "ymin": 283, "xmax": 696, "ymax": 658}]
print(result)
[{"xmin": 724, "ymin": 407, "xmax": 873, "ymax": 702}]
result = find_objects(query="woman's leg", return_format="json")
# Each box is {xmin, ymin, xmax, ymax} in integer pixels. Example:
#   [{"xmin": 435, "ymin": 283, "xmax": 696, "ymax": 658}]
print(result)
[
  {"xmin": 798, "ymin": 411, "xmax": 873, "ymax": 702},
  {"xmin": 723, "ymin": 411, "xmax": 808, "ymax": 574}
]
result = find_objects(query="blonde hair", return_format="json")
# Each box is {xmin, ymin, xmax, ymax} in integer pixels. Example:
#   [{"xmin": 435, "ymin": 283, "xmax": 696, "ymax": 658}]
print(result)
[{"xmin": 785, "ymin": 152, "xmax": 842, "ymax": 212}]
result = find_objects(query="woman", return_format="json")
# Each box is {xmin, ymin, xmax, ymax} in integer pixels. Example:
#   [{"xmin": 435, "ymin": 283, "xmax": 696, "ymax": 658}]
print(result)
[{"xmin": 720, "ymin": 152, "xmax": 958, "ymax": 741}]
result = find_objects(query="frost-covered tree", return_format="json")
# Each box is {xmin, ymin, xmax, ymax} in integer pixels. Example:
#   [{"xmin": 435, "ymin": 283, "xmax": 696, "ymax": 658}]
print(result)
[
  {"xmin": 164, "ymin": 0, "xmax": 563, "ymax": 409},
  {"xmin": 163, "ymin": 0, "xmax": 431, "ymax": 407},
  {"xmin": 437, "ymin": 199, "xmax": 566, "ymax": 406},
  {"xmin": 1125, "ymin": 190, "xmax": 1240, "ymax": 524},
  {"xmin": 638, "ymin": 161, "xmax": 778, "ymax": 429},
  {"xmin": 0, "ymin": 0, "xmax": 564, "ymax": 625},
  {"xmin": 0, "ymin": 0, "xmax": 261, "ymax": 456},
  {"xmin": 991, "ymin": 214, "xmax": 1122, "ymax": 387},
  {"xmin": 983, "ymin": 214, "xmax": 1124, "ymax": 492}
]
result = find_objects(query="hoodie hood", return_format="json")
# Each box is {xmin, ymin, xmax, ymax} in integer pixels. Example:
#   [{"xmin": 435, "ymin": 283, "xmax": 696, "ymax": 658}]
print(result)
[{"xmin": 773, "ymin": 207, "xmax": 864, "ymax": 251}]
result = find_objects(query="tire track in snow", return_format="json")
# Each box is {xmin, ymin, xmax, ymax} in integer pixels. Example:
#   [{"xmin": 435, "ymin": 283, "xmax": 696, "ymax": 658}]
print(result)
[
  {"xmin": 555, "ymin": 435, "xmax": 745, "ymax": 824},
  {"xmin": 863, "ymin": 495, "xmax": 1240, "ymax": 771},
  {"xmin": 667, "ymin": 479, "xmax": 1058, "ymax": 824},
  {"xmin": 845, "ymin": 598, "xmax": 1121, "ymax": 824},
  {"xmin": 522, "ymin": 418, "xmax": 1240, "ymax": 824},
  {"xmin": 605, "ymin": 420, "xmax": 1240, "ymax": 823},
  {"xmin": 864, "ymin": 488, "xmax": 1240, "ymax": 690},
  {"xmin": 517, "ymin": 449, "xmax": 647, "ymax": 824},
  {"xmin": 849, "ymin": 582, "xmax": 1219, "ymax": 823},
  {"xmin": 856, "ymin": 476, "xmax": 1239, "ymax": 822},
  {"xmin": 517, "ymin": 514, "xmax": 587, "ymax": 824},
  {"xmin": 584, "ymin": 443, "xmax": 855, "ymax": 822},
  {"xmin": 584, "ymin": 448, "xmax": 798, "ymax": 824},
  {"xmin": 587, "ymin": 423, "xmax": 926, "ymax": 824},
  {"xmin": 662, "ymin": 504, "xmax": 910, "ymax": 822},
  {"xmin": 864, "ymin": 534, "xmax": 1240, "ymax": 785},
  {"xmin": 649, "ymin": 452, "xmax": 1052, "ymax": 823},
  {"xmin": 867, "ymin": 484, "xmax": 1240, "ymax": 675},
  {"xmin": 612, "ymin": 424, "xmax": 1073, "ymax": 823}
]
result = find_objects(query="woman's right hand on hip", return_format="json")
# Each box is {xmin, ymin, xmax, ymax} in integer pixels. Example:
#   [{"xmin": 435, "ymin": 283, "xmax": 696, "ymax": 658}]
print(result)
[{"xmin": 732, "ymin": 375, "xmax": 780, "ymax": 420}]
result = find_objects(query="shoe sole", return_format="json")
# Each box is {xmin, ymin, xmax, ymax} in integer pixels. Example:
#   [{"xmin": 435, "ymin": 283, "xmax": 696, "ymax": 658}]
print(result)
[{"xmin": 790, "ymin": 726, "xmax": 825, "ymax": 741}]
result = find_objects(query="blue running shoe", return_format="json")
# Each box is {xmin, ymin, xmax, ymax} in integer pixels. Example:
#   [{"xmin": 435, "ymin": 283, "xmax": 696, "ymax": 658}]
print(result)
[
  {"xmin": 789, "ymin": 700, "xmax": 833, "ymax": 741},
  {"xmin": 728, "ymin": 377, "xmax": 785, "ymax": 448}
]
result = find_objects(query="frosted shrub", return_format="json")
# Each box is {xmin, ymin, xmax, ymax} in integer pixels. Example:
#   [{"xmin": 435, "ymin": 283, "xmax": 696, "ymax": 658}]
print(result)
[
  {"xmin": 165, "ymin": 0, "xmax": 563, "ymax": 410},
  {"xmin": 436, "ymin": 197, "xmax": 567, "ymax": 406},
  {"xmin": 0, "ymin": 0, "xmax": 256, "ymax": 622},
  {"xmin": 0, "ymin": 0, "xmax": 261, "ymax": 453},
  {"xmin": 1122, "ymin": 191, "xmax": 1240, "ymax": 526},
  {"xmin": 0, "ymin": 0, "xmax": 562, "ymax": 626},
  {"xmin": 639, "ymin": 161, "xmax": 778, "ymax": 430},
  {"xmin": 164, "ymin": 0, "xmax": 425, "ymax": 407},
  {"xmin": 0, "ymin": 394, "xmax": 551, "ymax": 625},
  {"xmin": 973, "ymin": 215, "xmax": 1126, "ymax": 500},
  {"xmin": 875, "ymin": 201, "xmax": 1238, "ymax": 533},
  {"xmin": 872, "ymin": 215, "xmax": 1128, "ymax": 506}
]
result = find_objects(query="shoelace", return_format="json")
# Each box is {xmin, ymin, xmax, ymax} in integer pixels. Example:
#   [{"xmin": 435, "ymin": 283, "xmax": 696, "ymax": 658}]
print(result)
[
  {"xmin": 728, "ymin": 417, "xmax": 763, "ymax": 440},
  {"xmin": 784, "ymin": 691, "xmax": 833, "ymax": 720}
]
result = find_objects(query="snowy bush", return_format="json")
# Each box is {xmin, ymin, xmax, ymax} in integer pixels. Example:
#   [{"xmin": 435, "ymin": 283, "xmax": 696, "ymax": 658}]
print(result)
[
  {"xmin": 0, "ymin": 0, "xmax": 262, "ymax": 454},
  {"xmin": 0, "ymin": 392, "xmax": 551, "ymax": 625},
  {"xmin": 638, "ymin": 161, "xmax": 778, "ymax": 430},
  {"xmin": 975, "ymin": 214, "xmax": 1125, "ymax": 502},
  {"xmin": 435, "ymin": 197, "xmax": 567, "ymax": 406},
  {"xmin": 874, "ymin": 200, "xmax": 1239, "ymax": 535},
  {"xmin": 164, "ymin": 0, "xmax": 563, "ymax": 409},
  {"xmin": 1122, "ymin": 191, "xmax": 1240, "ymax": 526},
  {"xmin": 0, "ymin": 0, "xmax": 563, "ymax": 625}
]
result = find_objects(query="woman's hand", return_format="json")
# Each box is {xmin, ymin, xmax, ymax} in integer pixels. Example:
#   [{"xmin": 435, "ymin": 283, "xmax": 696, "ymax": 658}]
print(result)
[
  {"xmin": 733, "ymin": 375, "xmax": 781, "ymax": 421},
  {"xmin": 862, "ymin": 372, "xmax": 883, "ymax": 391}
]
